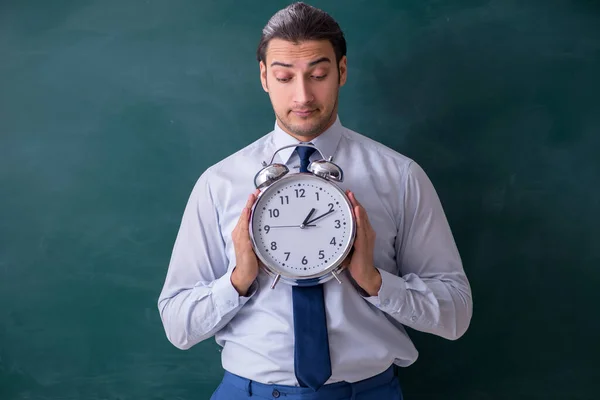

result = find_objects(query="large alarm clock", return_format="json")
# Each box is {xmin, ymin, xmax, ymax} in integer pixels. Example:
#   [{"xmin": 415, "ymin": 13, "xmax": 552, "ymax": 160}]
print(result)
[{"xmin": 250, "ymin": 143, "xmax": 356, "ymax": 288}]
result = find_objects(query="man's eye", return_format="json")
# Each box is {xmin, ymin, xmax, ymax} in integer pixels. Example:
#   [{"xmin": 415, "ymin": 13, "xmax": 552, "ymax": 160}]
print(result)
[
  {"xmin": 312, "ymin": 75, "xmax": 327, "ymax": 80},
  {"xmin": 276, "ymin": 77, "xmax": 291, "ymax": 83}
]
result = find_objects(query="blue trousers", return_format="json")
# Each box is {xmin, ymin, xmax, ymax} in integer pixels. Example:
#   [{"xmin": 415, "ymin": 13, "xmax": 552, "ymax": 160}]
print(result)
[{"xmin": 210, "ymin": 366, "xmax": 403, "ymax": 400}]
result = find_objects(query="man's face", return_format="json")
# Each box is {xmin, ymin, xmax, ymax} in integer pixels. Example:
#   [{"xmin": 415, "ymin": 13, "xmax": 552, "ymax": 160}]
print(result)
[{"xmin": 260, "ymin": 39, "xmax": 347, "ymax": 139}]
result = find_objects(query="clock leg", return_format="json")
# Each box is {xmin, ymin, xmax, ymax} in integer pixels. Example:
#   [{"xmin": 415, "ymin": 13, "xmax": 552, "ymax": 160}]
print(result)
[
  {"xmin": 270, "ymin": 274, "xmax": 281, "ymax": 289},
  {"xmin": 331, "ymin": 270, "xmax": 342, "ymax": 284}
]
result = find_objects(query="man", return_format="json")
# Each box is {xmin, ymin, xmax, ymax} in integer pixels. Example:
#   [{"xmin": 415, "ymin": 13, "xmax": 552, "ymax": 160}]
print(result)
[{"xmin": 158, "ymin": 2, "xmax": 473, "ymax": 399}]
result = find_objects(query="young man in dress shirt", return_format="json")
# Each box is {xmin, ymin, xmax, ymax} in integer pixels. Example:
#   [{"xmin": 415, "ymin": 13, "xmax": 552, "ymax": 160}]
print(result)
[{"xmin": 157, "ymin": 2, "xmax": 473, "ymax": 399}]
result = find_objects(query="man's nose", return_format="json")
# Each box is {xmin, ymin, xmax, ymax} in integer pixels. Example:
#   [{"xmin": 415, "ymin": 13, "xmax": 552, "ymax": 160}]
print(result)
[{"xmin": 293, "ymin": 78, "xmax": 314, "ymax": 104}]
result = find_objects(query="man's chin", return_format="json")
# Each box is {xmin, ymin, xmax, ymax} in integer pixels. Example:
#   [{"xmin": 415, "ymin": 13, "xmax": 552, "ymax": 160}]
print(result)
[
  {"xmin": 276, "ymin": 111, "xmax": 329, "ymax": 138},
  {"xmin": 290, "ymin": 125, "xmax": 319, "ymax": 138},
  {"xmin": 286, "ymin": 122, "xmax": 322, "ymax": 138}
]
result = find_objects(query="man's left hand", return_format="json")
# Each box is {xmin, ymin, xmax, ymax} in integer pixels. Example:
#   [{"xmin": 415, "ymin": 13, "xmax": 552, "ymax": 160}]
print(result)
[{"xmin": 343, "ymin": 190, "xmax": 382, "ymax": 296}]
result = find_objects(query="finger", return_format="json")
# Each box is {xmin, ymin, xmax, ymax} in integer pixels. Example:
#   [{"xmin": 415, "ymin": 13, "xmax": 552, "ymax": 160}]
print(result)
[
  {"xmin": 239, "ymin": 193, "xmax": 256, "ymax": 229},
  {"xmin": 355, "ymin": 204, "xmax": 365, "ymax": 231},
  {"xmin": 346, "ymin": 190, "xmax": 358, "ymax": 221},
  {"xmin": 359, "ymin": 202, "xmax": 372, "ymax": 229},
  {"xmin": 346, "ymin": 192, "xmax": 366, "ymax": 226},
  {"xmin": 346, "ymin": 190, "xmax": 356, "ymax": 207},
  {"xmin": 352, "ymin": 194, "xmax": 372, "ymax": 227},
  {"xmin": 348, "ymin": 191, "xmax": 369, "ymax": 227},
  {"xmin": 245, "ymin": 192, "xmax": 257, "ymax": 209},
  {"xmin": 347, "ymin": 190, "xmax": 362, "ymax": 207}
]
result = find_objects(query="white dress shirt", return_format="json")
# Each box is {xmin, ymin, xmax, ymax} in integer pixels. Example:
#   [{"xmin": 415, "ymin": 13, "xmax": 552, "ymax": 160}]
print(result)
[{"xmin": 157, "ymin": 116, "xmax": 473, "ymax": 385}]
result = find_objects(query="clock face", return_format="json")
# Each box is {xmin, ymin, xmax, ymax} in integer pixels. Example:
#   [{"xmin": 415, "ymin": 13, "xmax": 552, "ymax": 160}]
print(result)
[{"xmin": 250, "ymin": 173, "xmax": 355, "ymax": 280}]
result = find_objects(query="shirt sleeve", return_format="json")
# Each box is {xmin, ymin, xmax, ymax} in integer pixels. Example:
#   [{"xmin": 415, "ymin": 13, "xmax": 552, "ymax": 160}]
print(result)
[
  {"xmin": 364, "ymin": 161, "xmax": 473, "ymax": 340},
  {"xmin": 157, "ymin": 170, "xmax": 258, "ymax": 350}
]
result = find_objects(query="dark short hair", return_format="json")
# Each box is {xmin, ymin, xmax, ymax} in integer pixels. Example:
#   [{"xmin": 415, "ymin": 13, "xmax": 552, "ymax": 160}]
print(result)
[{"xmin": 256, "ymin": 2, "xmax": 347, "ymax": 65}]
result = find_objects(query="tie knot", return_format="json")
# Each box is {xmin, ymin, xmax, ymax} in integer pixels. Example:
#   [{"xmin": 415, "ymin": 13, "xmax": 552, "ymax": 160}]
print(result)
[
  {"xmin": 296, "ymin": 145, "xmax": 316, "ymax": 163},
  {"xmin": 296, "ymin": 145, "xmax": 317, "ymax": 173}
]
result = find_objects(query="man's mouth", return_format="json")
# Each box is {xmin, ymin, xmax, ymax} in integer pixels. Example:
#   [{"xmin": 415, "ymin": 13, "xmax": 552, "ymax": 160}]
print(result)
[{"xmin": 292, "ymin": 109, "xmax": 316, "ymax": 117}]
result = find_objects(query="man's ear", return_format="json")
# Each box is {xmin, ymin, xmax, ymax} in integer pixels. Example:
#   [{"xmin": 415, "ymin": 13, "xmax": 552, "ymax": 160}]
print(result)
[
  {"xmin": 338, "ymin": 56, "xmax": 348, "ymax": 87},
  {"xmin": 259, "ymin": 61, "xmax": 269, "ymax": 92}
]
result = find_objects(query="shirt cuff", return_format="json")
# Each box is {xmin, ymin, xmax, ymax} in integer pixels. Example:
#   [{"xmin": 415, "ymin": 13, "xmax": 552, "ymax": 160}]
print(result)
[
  {"xmin": 209, "ymin": 268, "xmax": 258, "ymax": 315},
  {"xmin": 363, "ymin": 268, "xmax": 407, "ymax": 314}
]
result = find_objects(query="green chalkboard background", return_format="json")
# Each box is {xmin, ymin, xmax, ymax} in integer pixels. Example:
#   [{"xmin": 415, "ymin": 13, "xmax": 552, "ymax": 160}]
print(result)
[{"xmin": 1, "ymin": 0, "xmax": 599, "ymax": 399}]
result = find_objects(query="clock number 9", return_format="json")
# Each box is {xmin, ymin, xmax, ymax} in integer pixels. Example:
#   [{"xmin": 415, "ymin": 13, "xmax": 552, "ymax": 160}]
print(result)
[{"xmin": 264, "ymin": 225, "xmax": 270, "ymax": 233}]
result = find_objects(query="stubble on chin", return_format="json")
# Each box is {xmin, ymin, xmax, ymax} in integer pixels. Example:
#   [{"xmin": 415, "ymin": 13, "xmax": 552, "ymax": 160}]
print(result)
[{"xmin": 276, "ymin": 109, "xmax": 335, "ymax": 139}]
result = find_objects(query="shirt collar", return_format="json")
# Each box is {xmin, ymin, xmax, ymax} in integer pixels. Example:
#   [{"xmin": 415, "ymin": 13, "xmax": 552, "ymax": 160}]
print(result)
[{"xmin": 271, "ymin": 115, "xmax": 344, "ymax": 166}]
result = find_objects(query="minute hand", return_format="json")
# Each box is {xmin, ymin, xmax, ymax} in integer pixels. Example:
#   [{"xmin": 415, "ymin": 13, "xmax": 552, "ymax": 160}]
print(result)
[{"xmin": 305, "ymin": 209, "xmax": 335, "ymax": 225}]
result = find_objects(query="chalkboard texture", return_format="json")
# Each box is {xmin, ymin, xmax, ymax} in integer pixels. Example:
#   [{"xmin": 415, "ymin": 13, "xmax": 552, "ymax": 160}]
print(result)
[{"xmin": 1, "ymin": 0, "xmax": 599, "ymax": 399}]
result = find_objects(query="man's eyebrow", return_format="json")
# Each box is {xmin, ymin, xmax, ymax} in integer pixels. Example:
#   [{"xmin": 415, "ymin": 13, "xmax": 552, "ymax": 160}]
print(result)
[
  {"xmin": 270, "ymin": 61, "xmax": 293, "ymax": 68},
  {"xmin": 270, "ymin": 57, "xmax": 332, "ymax": 68},
  {"xmin": 308, "ymin": 57, "xmax": 331, "ymax": 66}
]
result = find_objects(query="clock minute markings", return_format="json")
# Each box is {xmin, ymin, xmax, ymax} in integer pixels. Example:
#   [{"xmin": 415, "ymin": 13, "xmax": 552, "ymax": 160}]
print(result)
[{"xmin": 260, "ymin": 181, "xmax": 350, "ymax": 275}]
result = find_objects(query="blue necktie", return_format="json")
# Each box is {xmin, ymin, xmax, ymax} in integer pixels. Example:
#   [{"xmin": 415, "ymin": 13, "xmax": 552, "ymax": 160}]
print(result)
[{"xmin": 293, "ymin": 145, "xmax": 332, "ymax": 391}]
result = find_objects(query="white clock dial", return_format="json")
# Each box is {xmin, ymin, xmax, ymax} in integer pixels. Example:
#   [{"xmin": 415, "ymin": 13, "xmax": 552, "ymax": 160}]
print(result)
[{"xmin": 250, "ymin": 174, "xmax": 354, "ymax": 280}]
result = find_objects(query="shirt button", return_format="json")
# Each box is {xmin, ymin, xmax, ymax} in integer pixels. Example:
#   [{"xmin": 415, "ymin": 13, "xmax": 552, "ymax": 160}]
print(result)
[
  {"xmin": 411, "ymin": 315, "xmax": 417, "ymax": 322},
  {"xmin": 272, "ymin": 389, "xmax": 281, "ymax": 398}
]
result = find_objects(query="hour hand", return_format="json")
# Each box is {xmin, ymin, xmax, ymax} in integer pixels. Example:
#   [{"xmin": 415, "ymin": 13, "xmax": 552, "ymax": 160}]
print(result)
[{"xmin": 300, "ymin": 208, "xmax": 316, "ymax": 228}]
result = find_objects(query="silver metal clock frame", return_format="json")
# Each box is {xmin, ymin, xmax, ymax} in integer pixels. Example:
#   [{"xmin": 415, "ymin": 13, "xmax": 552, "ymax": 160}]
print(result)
[{"xmin": 250, "ymin": 143, "xmax": 356, "ymax": 289}]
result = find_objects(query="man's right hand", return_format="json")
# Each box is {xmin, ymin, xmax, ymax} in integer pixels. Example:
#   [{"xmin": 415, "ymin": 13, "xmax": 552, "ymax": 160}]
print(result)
[{"xmin": 230, "ymin": 190, "xmax": 260, "ymax": 296}]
